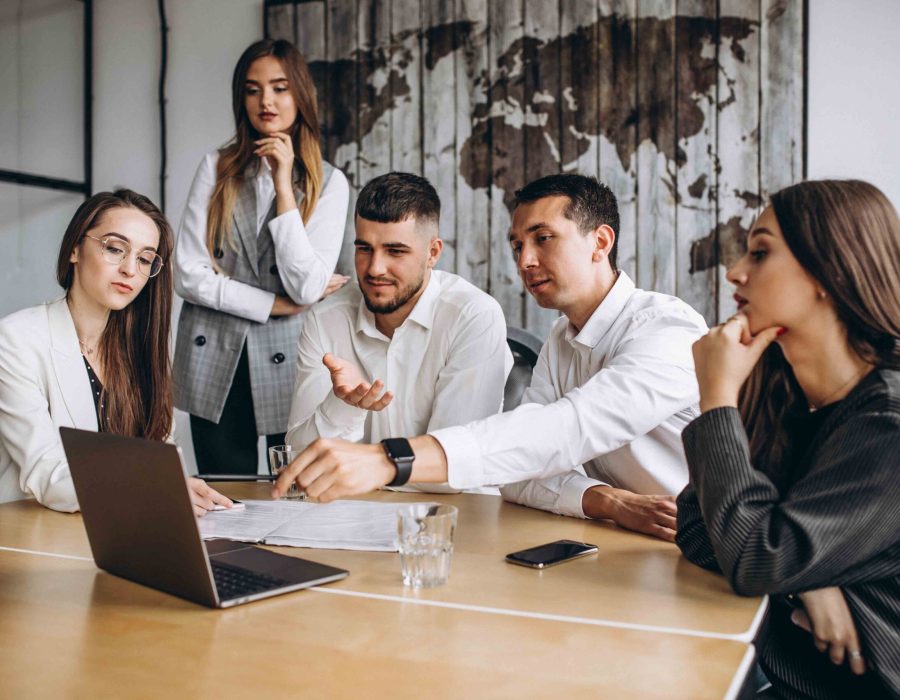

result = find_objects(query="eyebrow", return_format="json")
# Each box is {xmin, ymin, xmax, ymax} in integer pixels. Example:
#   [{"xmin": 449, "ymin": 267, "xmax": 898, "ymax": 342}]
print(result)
[
  {"xmin": 245, "ymin": 77, "xmax": 289, "ymax": 85},
  {"xmin": 748, "ymin": 227, "xmax": 775, "ymax": 239},
  {"xmin": 508, "ymin": 222, "xmax": 552, "ymax": 241},
  {"xmin": 103, "ymin": 232, "xmax": 158, "ymax": 253},
  {"xmin": 353, "ymin": 239, "xmax": 412, "ymax": 250}
]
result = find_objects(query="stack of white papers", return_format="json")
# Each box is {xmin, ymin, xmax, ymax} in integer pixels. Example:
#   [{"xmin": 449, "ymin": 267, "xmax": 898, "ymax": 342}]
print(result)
[{"xmin": 198, "ymin": 499, "xmax": 433, "ymax": 552}]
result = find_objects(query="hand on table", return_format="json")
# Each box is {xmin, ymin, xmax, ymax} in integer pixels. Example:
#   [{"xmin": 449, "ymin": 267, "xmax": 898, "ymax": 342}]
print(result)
[
  {"xmin": 272, "ymin": 438, "xmax": 394, "ymax": 503},
  {"xmin": 791, "ymin": 587, "xmax": 866, "ymax": 675},
  {"xmin": 582, "ymin": 486, "xmax": 678, "ymax": 542},
  {"xmin": 188, "ymin": 478, "xmax": 234, "ymax": 518},
  {"xmin": 692, "ymin": 312, "xmax": 783, "ymax": 412},
  {"xmin": 323, "ymin": 353, "xmax": 394, "ymax": 411}
]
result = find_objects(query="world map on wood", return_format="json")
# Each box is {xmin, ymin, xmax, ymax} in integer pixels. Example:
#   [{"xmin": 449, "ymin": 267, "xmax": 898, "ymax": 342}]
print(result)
[{"xmin": 268, "ymin": 0, "xmax": 805, "ymax": 336}]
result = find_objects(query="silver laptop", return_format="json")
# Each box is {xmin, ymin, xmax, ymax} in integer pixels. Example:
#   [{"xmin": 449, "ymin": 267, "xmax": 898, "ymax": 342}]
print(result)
[{"xmin": 60, "ymin": 427, "xmax": 348, "ymax": 608}]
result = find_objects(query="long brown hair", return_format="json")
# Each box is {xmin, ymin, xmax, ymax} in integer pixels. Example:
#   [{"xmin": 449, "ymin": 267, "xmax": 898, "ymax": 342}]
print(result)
[
  {"xmin": 739, "ymin": 179, "xmax": 900, "ymax": 472},
  {"xmin": 56, "ymin": 190, "xmax": 174, "ymax": 441},
  {"xmin": 207, "ymin": 39, "xmax": 323, "ymax": 261}
]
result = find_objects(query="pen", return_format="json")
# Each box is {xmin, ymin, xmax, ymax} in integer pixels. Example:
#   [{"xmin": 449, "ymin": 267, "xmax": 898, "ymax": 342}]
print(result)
[{"xmin": 197, "ymin": 474, "xmax": 278, "ymax": 482}]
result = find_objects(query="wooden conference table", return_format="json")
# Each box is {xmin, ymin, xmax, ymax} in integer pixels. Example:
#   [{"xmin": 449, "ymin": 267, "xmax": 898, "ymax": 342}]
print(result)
[{"xmin": 0, "ymin": 485, "xmax": 766, "ymax": 699}]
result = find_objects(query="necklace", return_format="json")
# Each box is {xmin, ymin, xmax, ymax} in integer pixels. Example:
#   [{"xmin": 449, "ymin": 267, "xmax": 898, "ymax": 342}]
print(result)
[
  {"xmin": 78, "ymin": 338, "xmax": 95, "ymax": 356},
  {"xmin": 809, "ymin": 364, "xmax": 871, "ymax": 412}
]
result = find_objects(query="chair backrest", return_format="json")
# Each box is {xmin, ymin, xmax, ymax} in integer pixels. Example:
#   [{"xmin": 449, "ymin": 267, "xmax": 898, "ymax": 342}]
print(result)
[{"xmin": 504, "ymin": 326, "xmax": 544, "ymax": 411}]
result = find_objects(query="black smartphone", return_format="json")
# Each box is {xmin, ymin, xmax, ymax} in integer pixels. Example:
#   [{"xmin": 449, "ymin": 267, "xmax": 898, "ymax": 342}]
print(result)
[{"xmin": 505, "ymin": 539, "xmax": 598, "ymax": 569}]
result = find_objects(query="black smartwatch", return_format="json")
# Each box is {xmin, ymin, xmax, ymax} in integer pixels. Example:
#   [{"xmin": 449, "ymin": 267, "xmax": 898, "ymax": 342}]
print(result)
[{"xmin": 381, "ymin": 438, "xmax": 414, "ymax": 487}]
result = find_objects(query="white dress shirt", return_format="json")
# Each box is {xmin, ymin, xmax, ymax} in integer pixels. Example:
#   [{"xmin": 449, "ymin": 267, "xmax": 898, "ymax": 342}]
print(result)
[
  {"xmin": 286, "ymin": 269, "xmax": 512, "ymax": 493},
  {"xmin": 174, "ymin": 151, "xmax": 349, "ymax": 323},
  {"xmin": 431, "ymin": 272, "xmax": 708, "ymax": 516}
]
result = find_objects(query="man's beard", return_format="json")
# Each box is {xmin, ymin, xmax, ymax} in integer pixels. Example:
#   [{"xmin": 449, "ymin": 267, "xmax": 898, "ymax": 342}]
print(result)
[{"xmin": 362, "ymin": 274, "xmax": 425, "ymax": 315}]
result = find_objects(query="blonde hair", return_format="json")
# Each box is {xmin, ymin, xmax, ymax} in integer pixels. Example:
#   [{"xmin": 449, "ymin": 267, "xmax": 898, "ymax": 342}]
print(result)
[{"xmin": 207, "ymin": 39, "xmax": 323, "ymax": 262}]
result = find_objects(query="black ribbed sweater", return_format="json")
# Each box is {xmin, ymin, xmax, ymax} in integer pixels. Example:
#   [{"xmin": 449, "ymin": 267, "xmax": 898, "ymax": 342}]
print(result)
[{"xmin": 676, "ymin": 368, "xmax": 900, "ymax": 700}]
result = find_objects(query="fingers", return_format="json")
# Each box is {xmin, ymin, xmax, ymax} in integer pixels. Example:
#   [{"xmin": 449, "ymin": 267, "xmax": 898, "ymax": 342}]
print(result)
[
  {"xmin": 848, "ymin": 649, "xmax": 867, "ymax": 676},
  {"xmin": 648, "ymin": 524, "xmax": 676, "ymax": 542},
  {"xmin": 747, "ymin": 325, "xmax": 784, "ymax": 355},
  {"xmin": 790, "ymin": 609, "xmax": 813, "ymax": 633},
  {"xmin": 322, "ymin": 353, "xmax": 342, "ymax": 373},
  {"xmin": 272, "ymin": 442, "xmax": 321, "ymax": 498}
]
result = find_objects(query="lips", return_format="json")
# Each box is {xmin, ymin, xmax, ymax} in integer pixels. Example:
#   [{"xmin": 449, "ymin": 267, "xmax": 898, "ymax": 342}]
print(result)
[
  {"xmin": 112, "ymin": 282, "xmax": 133, "ymax": 293},
  {"xmin": 527, "ymin": 278, "xmax": 550, "ymax": 292},
  {"xmin": 259, "ymin": 112, "xmax": 277, "ymax": 120},
  {"xmin": 733, "ymin": 293, "xmax": 747, "ymax": 310}
]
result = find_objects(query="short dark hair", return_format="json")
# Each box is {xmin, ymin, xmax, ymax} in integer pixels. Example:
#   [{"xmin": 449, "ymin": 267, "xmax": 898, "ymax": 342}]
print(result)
[
  {"xmin": 514, "ymin": 174, "xmax": 620, "ymax": 269},
  {"xmin": 355, "ymin": 172, "xmax": 440, "ymax": 232}
]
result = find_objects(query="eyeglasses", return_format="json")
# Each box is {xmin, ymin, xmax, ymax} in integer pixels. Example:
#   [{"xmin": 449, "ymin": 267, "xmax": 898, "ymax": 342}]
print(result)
[{"xmin": 83, "ymin": 235, "xmax": 164, "ymax": 278}]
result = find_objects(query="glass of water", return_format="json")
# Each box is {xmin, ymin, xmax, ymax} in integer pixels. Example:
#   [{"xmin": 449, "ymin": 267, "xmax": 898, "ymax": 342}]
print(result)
[
  {"xmin": 397, "ymin": 504, "xmax": 458, "ymax": 588},
  {"xmin": 267, "ymin": 445, "xmax": 306, "ymax": 501}
]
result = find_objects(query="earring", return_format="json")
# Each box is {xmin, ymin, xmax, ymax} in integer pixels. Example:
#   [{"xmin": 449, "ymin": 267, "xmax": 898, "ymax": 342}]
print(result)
[{"xmin": 817, "ymin": 290, "xmax": 827, "ymax": 300}]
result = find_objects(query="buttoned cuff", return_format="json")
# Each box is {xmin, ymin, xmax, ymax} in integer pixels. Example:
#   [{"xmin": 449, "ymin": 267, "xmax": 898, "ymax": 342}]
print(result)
[
  {"xmin": 429, "ymin": 425, "xmax": 484, "ymax": 490},
  {"xmin": 557, "ymin": 473, "xmax": 609, "ymax": 519}
]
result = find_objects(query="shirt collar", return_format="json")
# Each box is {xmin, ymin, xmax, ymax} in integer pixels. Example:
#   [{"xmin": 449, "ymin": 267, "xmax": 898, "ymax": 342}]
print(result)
[
  {"xmin": 565, "ymin": 271, "xmax": 636, "ymax": 348},
  {"xmin": 354, "ymin": 271, "xmax": 440, "ymax": 340}
]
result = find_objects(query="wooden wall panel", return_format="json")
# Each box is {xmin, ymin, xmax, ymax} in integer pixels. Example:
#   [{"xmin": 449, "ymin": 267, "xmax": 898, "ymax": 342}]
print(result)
[
  {"xmin": 423, "ymin": 0, "xmax": 458, "ymax": 273},
  {"xmin": 454, "ymin": 0, "xmax": 490, "ymax": 290},
  {"xmin": 268, "ymin": 0, "xmax": 806, "ymax": 335},
  {"xmin": 486, "ymin": 0, "xmax": 526, "ymax": 328},
  {"xmin": 675, "ymin": 0, "xmax": 717, "ymax": 321}
]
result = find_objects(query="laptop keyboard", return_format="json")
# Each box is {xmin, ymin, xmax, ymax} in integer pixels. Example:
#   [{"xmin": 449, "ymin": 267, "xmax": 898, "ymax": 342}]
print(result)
[{"xmin": 212, "ymin": 562, "xmax": 292, "ymax": 600}]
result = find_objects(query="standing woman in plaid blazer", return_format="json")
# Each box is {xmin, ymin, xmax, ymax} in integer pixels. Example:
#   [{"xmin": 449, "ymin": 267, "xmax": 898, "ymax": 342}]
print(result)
[{"xmin": 174, "ymin": 39, "xmax": 349, "ymax": 474}]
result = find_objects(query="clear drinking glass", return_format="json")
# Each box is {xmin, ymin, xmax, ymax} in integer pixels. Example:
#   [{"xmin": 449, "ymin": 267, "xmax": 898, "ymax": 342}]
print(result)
[
  {"xmin": 397, "ymin": 504, "xmax": 458, "ymax": 588},
  {"xmin": 267, "ymin": 445, "xmax": 306, "ymax": 501}
]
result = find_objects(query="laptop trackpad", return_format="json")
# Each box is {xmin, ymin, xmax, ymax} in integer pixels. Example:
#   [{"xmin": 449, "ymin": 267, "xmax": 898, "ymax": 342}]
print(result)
[{"xmin": 213, "ymin": 546, "xmax": 349, "ymax": 585}]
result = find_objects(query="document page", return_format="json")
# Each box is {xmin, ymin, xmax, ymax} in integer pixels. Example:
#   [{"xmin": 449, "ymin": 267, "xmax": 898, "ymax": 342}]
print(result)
[
  {"xmin": 198, "ymin": 499, "xmax": 434, "ymax": 552},
  {"xmin": 198, "ymin": 500, "xmax": 307, "ymax": 543}
]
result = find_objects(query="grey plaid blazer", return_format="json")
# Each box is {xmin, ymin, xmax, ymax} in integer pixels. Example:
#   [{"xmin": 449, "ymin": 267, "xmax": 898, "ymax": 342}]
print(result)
[{"xmin": 173, "ymin": 162, "xmax": 335, "ymax": 435}]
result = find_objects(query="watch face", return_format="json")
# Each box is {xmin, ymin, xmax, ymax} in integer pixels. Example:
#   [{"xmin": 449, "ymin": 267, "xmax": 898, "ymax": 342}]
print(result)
[{"xmin": 383, "ymin": 438, "xmax": 414, "ymax": 461}]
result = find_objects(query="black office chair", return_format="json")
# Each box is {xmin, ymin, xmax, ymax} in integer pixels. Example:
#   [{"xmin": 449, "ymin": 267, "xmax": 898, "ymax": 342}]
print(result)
[{"xmin": 504, "ymin": 325, "xmax": 544, "ymax": 411}]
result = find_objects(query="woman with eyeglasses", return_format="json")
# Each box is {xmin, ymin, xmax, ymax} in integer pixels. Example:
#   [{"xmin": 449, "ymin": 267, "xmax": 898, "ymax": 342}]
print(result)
[
  {"xmin": 0, "ymin": 189, "xmax": 233, "ymax": 516},
  {"xmin": 676, "ymin": 180, "xmax": 900, "ymax": 699},
  {"xmin": 173, "ymin": 38, "xmax": 349, "ymax": 475}
]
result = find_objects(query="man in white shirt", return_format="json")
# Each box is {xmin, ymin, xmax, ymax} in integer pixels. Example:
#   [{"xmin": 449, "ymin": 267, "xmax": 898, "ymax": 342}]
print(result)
[
  {"xmin": 274, "ymin": 174, "xmax": 708, "ymax": 541},
  {"xmin": 285, "ymin": 172, "xmax": 511, "ymax": 493}
]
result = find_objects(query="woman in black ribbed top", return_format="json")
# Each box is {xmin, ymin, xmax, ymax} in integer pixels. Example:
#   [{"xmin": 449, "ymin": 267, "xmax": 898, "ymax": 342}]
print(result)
[{"xmin": 675, "ymin": 180, "xmax": 900, "ymax": 700}]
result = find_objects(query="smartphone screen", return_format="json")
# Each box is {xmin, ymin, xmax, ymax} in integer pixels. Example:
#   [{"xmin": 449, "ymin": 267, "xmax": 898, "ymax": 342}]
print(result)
[{"xmin": 505, "ymin": 539, "xmax": 598, "ymax": 568}]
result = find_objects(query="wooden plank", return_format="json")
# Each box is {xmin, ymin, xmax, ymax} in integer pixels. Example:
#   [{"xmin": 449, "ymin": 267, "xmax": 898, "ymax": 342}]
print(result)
[
  {"xmin": 674, "ymin": 0, "xmax": 717, "ymax": 324},
  {"xmin": 423, "ymin": 0, "xmax": 458, "ymax": 273},
  {"xmin": 295, "ymin": 0, "xmax": 328, "ymax": 144},
  {"xmin": 454, "ymin": 0, "xmax": 491, "ymax": 290},
  {"xmin": 716, "ymin": 0, "xmax": 761, "ymax": 322},
  {"xmin": 522, "ymin": 0, "xmax": 562, "ymax": 338},
  {"xmin": 560, "ymin": 0, "xmax": 600, "ymax": 177},
  {"xmin": 266, "ymin": 3, "xmax": 295, "ymax": 42},
  {"xmin": 597, "ymin": 0, "xmax": 638, "ymax": 282},
  {"xmin": 326, "ymin": 0, "xmax": 360, "ymax": 276},
  {"xmin": 487, "ymin": 0, "xmax": 526, "ymax": 328},
  {"xmin": 357, "ymin": 0, "xmax": 392, "ymax": 187},
  {"xmin": 635, "ymin": 0, "xmax": 676, "ymax": 296},
  {"xmin": 760, "ymin": 0, "xmax": 804, "ymax": 199},
  {"xmin": 390, "ymin": 0, "xmax": 422, "ymax": 174}
]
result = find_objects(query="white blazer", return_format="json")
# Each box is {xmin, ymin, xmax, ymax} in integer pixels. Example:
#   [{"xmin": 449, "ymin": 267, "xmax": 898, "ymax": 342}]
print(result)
[{"xmin": 0, "ymin": 297, "xmax": 98, "ymax": 511}]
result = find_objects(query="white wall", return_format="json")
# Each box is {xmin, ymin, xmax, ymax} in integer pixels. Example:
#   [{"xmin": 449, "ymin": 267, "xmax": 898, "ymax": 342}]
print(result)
[{"xmin": 807, "ymin": 0, "xmax": 900, "ymax": 208}]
